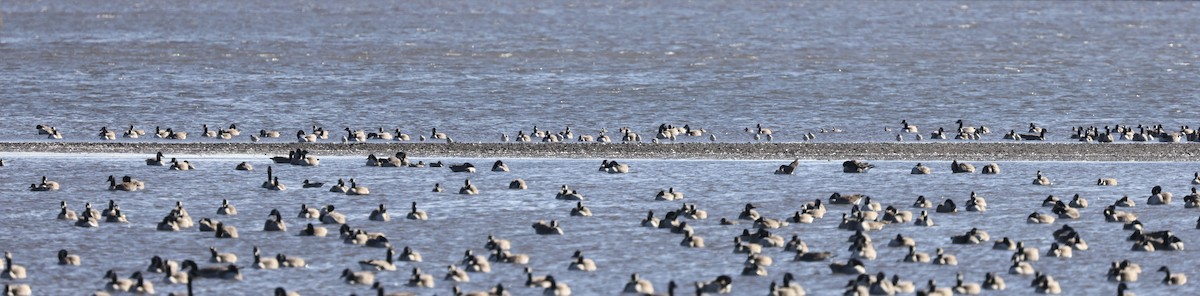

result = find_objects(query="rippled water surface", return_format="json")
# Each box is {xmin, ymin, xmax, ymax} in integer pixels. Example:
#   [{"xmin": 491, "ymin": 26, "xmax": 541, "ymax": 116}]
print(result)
[
  {"xmin": 2, "ymin": 1, "xmax": 1200, "ymax": 142},
  {"xmin": 1, "ymin": 155, "xmax": 1199, "ymax": 295}
]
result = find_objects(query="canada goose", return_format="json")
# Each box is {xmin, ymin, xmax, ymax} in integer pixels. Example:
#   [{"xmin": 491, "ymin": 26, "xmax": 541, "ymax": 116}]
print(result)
[
  {"xmin": 935, "ymin": 199, "xmax": 957, "ymax": 213},
  {"xmin": 910, "ymin": 163, "xmax": 932, "ymax": 174},
  {"xmin": 299, "ymin": 223, "xmax": 328, "ymax": 237},
  {"xmin": 1047, "ymin": 242, "xmax": 1072, "ymax": 258},
  {"xmin": 444, "ymin": 265, "xmax": 469, "ymax": 282},
  {"xmin": 1194, "ymin": 172, "xmax": 1200, "ymax": 185},
  {"xmin": 57, "ymin": 249, "xmax": 80, "ymax": 265},
  {"xmin": 368, "ymin": 204, "xmax": 390, "ymax": 221},
  {"xmin": 490, "ymin": 160, "xmax": 510, "ymax": 172},
  {"xmin": 104, "ymin": 269, "xmax": 134, "ymax": 292},
  {"xmin": 235, "ymin": 162, "xmax": 253, "ymax": 171},
  {"xmin": 569, "ymin": 201, "xmax": 592, "ymax": 217},
  {"xmin": 169, "ymin": 158, "xmax": 194, "ymax": 170},
  {"xmin": 903, "ymin": 246, "xmax": 930, "ymax": 263},
  {"xmin": 251, "ymin": 246, "xmax": 279, "ymax": 269},
  {"xmin": 994, "ymin": 237, "xmax": 1017, "ymax": 250},
  {"xmin": 485, "ymin": 235, "xmax": 511, "ymax": 251},
  {"xmin": 912, "ymin": 196, "xmax": 933, "ymax": 208},
  {"xmin": 1028, "ymin": 212, "xmax": 1056, "ymax": 224},
  {"xmin": 105, "ymin": 209, "xmax": 129, "ymax": 223},
  {"xmin": 329, "ymin": 178, "xmax": 349, "ymax": 193},
  {"xmin": 914, "ymin": 211, "xmax": 934, "ymax": 226},
  {"xmin": 622, "ymin": 273, "xmax": 654, "ymax": 294},
  {"xmin": 680, "ymin": 229, "xmax": 705, "ymax": 248},
  {"xmin": 982, "ymin": 272, "xmax": 1006, "ymax": 290},
  {"xmin": 406, "ymin": 267, "xmax": 435, "ymax": 288},
  {"xmin": 1117, "ymin": 283, "xmax": 1134, "ymax": 296},
  {"xmin": 320, "ymin": 205, "xmax": 346, "ymax": 224},
  {"xmin": 934, "ymin": 248, "xmax": 957, "ymax": 265},
  {"xmin": 1009, "ymin": 257, "xmax": 1035, "ymax": 275},
  {"xmin": 348, "ymin": 178, "xmax": 370, "ymax": 195},
  {"xmin": 952, "ymin": 272, "xmax": 981, "ymax": 295},
  {"xmin": 641, "ymin": 211, "xmax": 660, "ymax": 228},
  {"xmin": 459, "ymin": 179, "xmax": 480, "ymax": 195},
  {"xmin": 296, "ymin": 204, "xmax": 320, "ymax": 219},
  {"xmin": 5, "ymin": 283, "xmax": 31, "ymax": 296},
  {"xmin": 1032, "ymin": 170, "xmax": 1052, "ymax": 185},
  {"xmin": 734, "ymin": 237, "xmax": 763, "ymax": 254},
  {"xmin": 366, "ymin": 234, "xmax": 393, "ymax": 249},
  {"xmin": 145, "ymin": 152, "xmax": 166, "ymax": 166},
  {"xmin": 842, "ymin": 160, "xmax": 874, "ymax": 173},
  {"xmin": 542, "ymin": 275, "xmax": 572, "ymax": 296},
  {"xmin": 1157, "ymin": 266, "xmax": 1187, "ymax": 285},
  {"xmin": 465, "ymin": 255, "xmax": 491, "ymax": 273},
  {"xmin": 950, "ymin": 160, "xmax": 975, "ymax": 173},
  {"xmin": 901, "ymin": 120, "xmax": 919, "ymax": 133},
  {"xmin": 208, "ymin": 246, "xmax": 237, "ymax": 263},
  {"xmin": 533, "ymin": 220, "xmax": 564, "ymax": 235},
  {"xmin": 1098, "ymin": 178, "xmax": 1118, "ymax": 186},
  {"xmin": 830, "ymin": 259, "xmax": 866, "ymax": 274},
  {"xmin": 775, "ymin": 159, "xmax": 800, "ymax": 174},
  {"xmin": 99, "ymin": 127, "xmax": 117, "ymax": 140},
  {"xmin": 341, "ymin": 268, "xmax": 375, "ymax": 285},
  {"xmin": 888, "ymin": 234, "xmax": 916, "ymax": 248},
  {"xmin": 984, "ymin": 162, "xmax": 1003, "ymax": 174},
  {"xmin": 407, "ymin": 202, "xmax": 428, "ymax": 220},
  {"xmin": 300, "ymin": 179, "xmax": 323, "ymax": 189},
  {"xmin": 217, "ymin": 199, "xmax": 237, "ymax": 215},
  {"xmin": 1148, "ymin": 185, "xmax": 1172, "ymax": 205},
  {"xmin": 57, "ymin": 201, "xmax": 78, "ymax": 220},
  {"xmin": 214, "ymin": 222, "xmax": 238, "ymax": 238},
  {"xmin": 509, "ymin": 179, "xmax": 528, "ymax": 190},
  {"xmin": 264, "ymin": 209, "xmax": 287, "ymax": 231},
  {"xmin": 359, "ymin": 247, "xmax": 397, "ymax": 271},
  {"xmin": 1015, "ymin": 242, "xmax": 1040, "ymax": 261},
  {"xmin": 147, "ymin": 256, "xmax": 179, "ymax": 275}
]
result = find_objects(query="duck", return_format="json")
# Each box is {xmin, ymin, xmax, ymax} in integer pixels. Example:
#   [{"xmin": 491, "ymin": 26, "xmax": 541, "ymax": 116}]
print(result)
[
  {"xmin": 407, "ymin": 202, "xmax": 428, "ymax": 220},
  {"xmin": 263, "ymin": 209, "xmax": 287, "ymax": 231},
  {"xmin": 364, "ymin": 204, "xmax": 390, "ymax": 222},
  {"xmin": 216, "ymin": 199, "xmax": 237, "ymax": 215}
]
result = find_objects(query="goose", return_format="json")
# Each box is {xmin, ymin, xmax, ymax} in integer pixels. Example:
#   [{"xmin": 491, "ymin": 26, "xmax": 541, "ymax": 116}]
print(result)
[
  {"xmin": 263, "ymin": 209, "xmax": 287, "ymax": 231},
  {"xmin": 485, "ymin": 235, "xmax": 511, "ymax": 251},
  {"xmin": 1157, "ymin": 266, "xmax": 1187, "ymax": 285},
  {"xmin": 842, "ymin": 160, "xmax": 874, "ymax": 173},
  {"xmin": 830, "ymin": 259, "xmax": 866, "ymax": 274},
  {"xmin": 348, "ymin": 178, "xmax": 370, "ymax": 195},
  {"xmin": 1113, "ymin": 196, "xmax": 1136, "ymax": 207},
  {"xmin": 5, "ymin": 283, "xmax": 31, "ymax": 296},
  {"xmin": 57, "ymin": 249, "xmax": 81, "ymax": 265},
  {"xmin": 1068, "ymin": 194, "xmax": 1089, "ymax": 208},
  {"xmin": 1098, "ymin": 178, "xmax": 1118, "ymax": 186},
  {"xmin": 365, "ymin": 204, "xmax": 390, "ymax": 221},
  {"xmin": 533, "ymin": 220, "xmax": 564, "ymax": 235},
  {"xmin": 275, "ymin": 253, "xmax": 306, "ymax": 268},
  {"xmin": 641, "ymin": 211, "xmax": 660, "ymax": 228},
  {"xmin": 489, "ymin": 249, "xmax": 529, "ymax": 264},
  {"xmin": 569, "ymin": 201, "xmax": 592, "ymax": 217},
  {"xmin": 683, "ymin": 204, "xmax": 707, "ymax": 220},
  {"xmin": 680, "ymin": 229, "xmax": 705, "ymax": 248},
  {"xmin": 341, "ymin": 268, "xmax": 375, "ymax": 285},
  {"xmin": 104, "ymin": 270, "xmax": 134, "ymax": 292},
  {"xmin": 396, "ymin": 246, "xmax": 423, "ymax": 262},
  {"xmin": 831, "ymin": 192, "xmax": 868, "ymax": 205},
  {"xmin": 790, "ymin": 210, "xmax": 815, "ymax": 224},
  {"xmin": 1028, "ymin": 212, "xmax": 1056, "ymax": 224},
  {"xmin": 994, "ymin": 237, "xmax": 1017, "ymax": 250},
  {"xmin": 1046, "ymin": 242, "xmax": 1072, "ymax": 258},
  {"xmin": 407, "ymin": 202, "xmax": 428, "ymax": 220},
  {"xmin": 935, "ymin": 199, "xmax": 956, "ymax": 213},
  {"xmin": 911, "ymin": 163, "xmax": 931, "ymax": 174},
  {"xmin": 1009, "ymin": 258, "xmax": 1035, "ymax": 275},
  {"xmin": 1185, "ymin": 188, "xmax": 1200, "ymax": 208},
  {"xmin": 1016, "ymin": 242, "xmax": 1040, "ymax": 261},
  {"xmin": 34, "ymin": 176, "xmax": 60, "ymax": 191},
  {"xmin": 217, "ymin": 199, "xmax": 237, "ymax": 215},
  {"xmin": 738, "ymin": 203, "xmax": 761, "ymax": 220},
  {"xmin": 953, "ymin": 272, "xmax": 981, "ymax": 295},
  {"xmin": 320, "ymin": 205, "xmax": 346, "ymax": 224},
  {"xmin": 755, "ymin": 217, "xmax": 789, "ymax": 229},
  {"xmin": 914, "ymin": 211, "xmax": 934, "ymax": 226},
  {"xmin": 568, "ymin": 251, "xmax": 597, "ymax": 271},
  {"xmin": 99, "ymin": 127, "xmax": 117, "ymax": 140},
  {"xmin": 775, "ymin": 159, "xmax": 800, "ymax": 174},
  {"xmin": 934, "ymin": 248, "xmax": 957, "ymax": 265},
  {"xmin": 951, "ymin": 160, "xmax": 975, "ymax": 173},
  {"xmin": 1108, "ymin": 261, "xmax": 1142, "ymax": 282},
  {"xmin": 509, "ymin": 179, "xmax": 528, "ymax": 189},
  {"xmin": 622, "ymin": 273, "xmax": 654, "ymax": 294},
  {"xmin": 261, "ymin": 166, "xmax": 275, "ymax": 188},
  {"xmin": 735, "ymin": 237, "xmax": 763, "ymax": 254},
  {"xmin": 169, "ymin": 158, "xmax": 194, "ymax": 170},
  {"xmin": 1194, "ymin": 172, "xmax": 1200, "ymax": 185},
  {"xmin": 981, "ymin": 163, "xmax": 1000, "ymax": 174},
  {"xmin": 491, "ymin": 160, "xmax": 510, "ymax": 172},
  {"xmin": 214, "ymin": 222, "xmax": 238, "ymax": 238},
  {"xmin": 903, "ymin": 246, "xmax": 930, "ymax": 263},
  {"xmin": 209, "ymin": 246, "xmax": 237, "ymax": 263},
  {"xmin": 359, "ymin": 247, "xmax": 397, "ymax": 271},
  {"xmin": 1034, "ymin": 274, "xmax": 1062, "ymax": 294},
  {"xmin": 888, "ymin": 234, "xmax": 916, "ymax": 248},
  {"xmin": 923, "ymin": 280, "xmax": 954, "ymax": 296},
  {"xmin": 1148, "ymin": 185, "xmax": 1172, "ymax": 205},
  {"xmin": 366, "ymin": 234, "xmax": 393, "ymax": 249},
  {"xmin": 543, "ymin": 275, "xmax": 572, "ymax": 296},
  {"xmin": 465, "ymin": 255, "xmax": 491, "ymax": 273},
  {"xmin": 146, "ymin": 152, "xmax": 166, "ymax": 166},
  {"xmin": 105, "ymin": 209, "xmax": 129, "ymax": 223},
  {"xmin": 444, "ymin": 265, "xmax": 469, "ymax": 282},
  {"xmin": 913, "ymin": 196, "xmax": 933, "ymax": 208},
  {"xmin": 329, "ymin": 178, "xmax": 349, "ymax": 193},
  {"xmin": 902, "ymin": 120, "xmax": 919, "ymax": 133},
  {"xmin": 75, "ymin": 212, "xmax": 99, "ymax": 227},
  {"xmin": 850, "ymin": 242, "xmax": 877, "ymax": 260},
  {"xmin": 58, "ymin": 201, "xmax": 78, "ymax": 220},
  {"xmin": 1118, "ymin": 283, "xmax": 1134, "ymax": 296},
  {"xmin": 459, "ymin": 179, "xmax": 480, "ymax": 195},
  {"xmin": 297, "ymin": 204, "xmax": 320, "ymax": 219},
  {"xmin": 406, "ymin": 267, "xmax": 435, "ymax": 288},
  {"xmin": 1032, "ymin": 170, "xmax": 1052, "ymax": 185},
  {"xmin": 252, "ymin": 246, "xmax": 279, "ymax": 269},
  {"xmin": 235, "ymin": 162, "xmax": 253, "ymax": 171},
  {"xmin": 793, "ymin": 248, "xmax": 832, "ymax": 262},
  {"xmin": 302, "ymin": 179, "xmax": 323, "ymax": 188},
  {"xmin": 259, "ymin": 129, "xmax": 280, "ymax": 138},
  {"xmin": 147, "ymin": 256, "xmax": 179, "ymax": 274},
  {"xmin": 983, "ymin": 273, "xmax": 1006, "ymax": 290},
  {"xmin": 299, "ymin": 223, "xmax": 328, "ymax": 237}
]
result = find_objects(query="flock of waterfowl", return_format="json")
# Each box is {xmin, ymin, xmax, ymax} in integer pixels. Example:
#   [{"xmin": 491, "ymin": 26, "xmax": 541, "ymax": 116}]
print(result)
[
  {"xmin": 4, "ymin": 120, "xmax": 1200, "ymax": 296},
  {"xmin": 24, "ymin": 121, "xmax": 1200, "ymax": 144}
]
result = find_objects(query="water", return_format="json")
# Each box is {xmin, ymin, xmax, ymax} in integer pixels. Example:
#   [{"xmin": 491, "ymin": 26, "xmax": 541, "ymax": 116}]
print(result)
[
  {"xmin": 2, "ymin": 1, "xmax": 1200, "ymax": 142},
  {"xmin": 1, "ymin": 155, "xmax": 1199, "ymax": 295}
]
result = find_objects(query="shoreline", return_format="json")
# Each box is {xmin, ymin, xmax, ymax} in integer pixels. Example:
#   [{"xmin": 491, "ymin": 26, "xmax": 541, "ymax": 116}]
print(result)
[{"xmin": 1, "ymin": 142, "xmax": 1198, "ymax": 161}]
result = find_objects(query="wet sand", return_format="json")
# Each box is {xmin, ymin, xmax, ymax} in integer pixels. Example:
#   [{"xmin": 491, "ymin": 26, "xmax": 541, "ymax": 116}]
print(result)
[{"xmin": 1, "ymin": 142, "xmax": 1198, "ymax": 161}]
